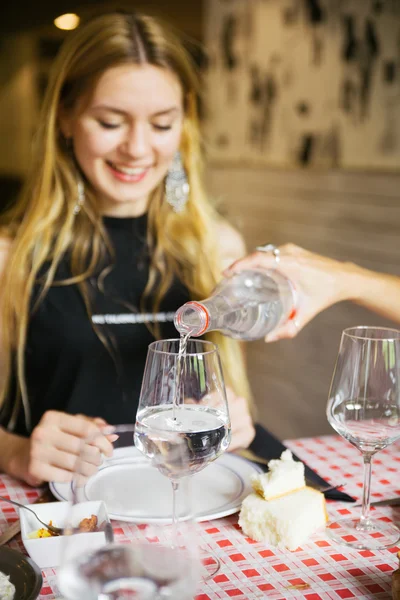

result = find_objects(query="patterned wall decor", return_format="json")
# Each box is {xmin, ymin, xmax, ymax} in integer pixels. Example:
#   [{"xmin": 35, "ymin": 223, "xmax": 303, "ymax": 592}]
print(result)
[{"xmin": 204, "ymin": 0, "xmax": 400, "ymax": 169}]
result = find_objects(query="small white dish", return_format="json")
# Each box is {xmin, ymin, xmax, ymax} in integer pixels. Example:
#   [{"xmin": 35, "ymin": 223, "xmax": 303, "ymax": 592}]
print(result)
[
  {"xmin": 50, "ymin": 449, "xmax": 263, "ymax": 523},
  {"xmin": 20, "ymin": 500, "xmax": 109, "ymax": 569}
]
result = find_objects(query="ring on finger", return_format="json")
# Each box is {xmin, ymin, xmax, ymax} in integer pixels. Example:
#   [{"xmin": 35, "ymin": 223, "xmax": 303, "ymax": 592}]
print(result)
[{"xmin": 255, "ymin": 243, "xmax": 280, "ymax": 263}]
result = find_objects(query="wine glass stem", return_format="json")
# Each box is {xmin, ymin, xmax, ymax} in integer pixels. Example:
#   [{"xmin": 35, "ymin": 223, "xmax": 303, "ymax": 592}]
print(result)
[
  {"xmin": 358, "ymin": 453, "xmax": 373, "ymax": 531},
  {"xmin": 171, "ymin": 480, "xmax": 179, "ymax": 541}
]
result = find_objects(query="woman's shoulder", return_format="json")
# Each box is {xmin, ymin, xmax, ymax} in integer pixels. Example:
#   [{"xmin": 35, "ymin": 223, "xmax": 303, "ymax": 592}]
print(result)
[{"xmin": 214, "ymin": 218, "xmax": 247, "ymax": 269}]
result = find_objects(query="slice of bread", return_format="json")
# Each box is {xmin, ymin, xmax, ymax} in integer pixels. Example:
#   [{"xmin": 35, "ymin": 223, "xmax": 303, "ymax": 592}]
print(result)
[
  {"xmin": 250, "ymin": 450, "xmax": 305, "ymax": 500},
  {"xmin": 239, "ymin": 486, "xmax": 328, "ymax": 551}
]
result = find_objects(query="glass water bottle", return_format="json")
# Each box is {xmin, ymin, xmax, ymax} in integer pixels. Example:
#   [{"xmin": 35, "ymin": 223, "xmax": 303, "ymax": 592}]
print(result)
[{"xmin": 174, "ymin": 269, "xmax": 297, "ymax": 341}]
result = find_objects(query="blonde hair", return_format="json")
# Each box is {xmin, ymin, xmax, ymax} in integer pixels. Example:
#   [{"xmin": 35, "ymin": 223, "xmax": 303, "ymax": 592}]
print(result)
[{"xmin": 0, "ymin": 11, "xmax": 251, "ymax": 431}]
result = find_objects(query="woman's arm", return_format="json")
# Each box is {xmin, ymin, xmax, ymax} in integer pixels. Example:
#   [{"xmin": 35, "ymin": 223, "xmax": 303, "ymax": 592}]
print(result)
[
  {"xmin": 0, "ymin": 428, "xmax": 39, "ymax": 485},
  {"xmin": 0, "ymin": 239, "xmax": 40, "ymax": 485},
  {"xmin": 351, "ymin": 266, "xmax": 400, "ymax": 323},
  {"xmin": 225, "ymin": 244, "xmax": 400, "ymax": 341}
]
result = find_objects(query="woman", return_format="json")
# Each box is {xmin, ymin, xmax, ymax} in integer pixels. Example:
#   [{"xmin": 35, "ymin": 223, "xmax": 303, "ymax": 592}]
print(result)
[
  {"xmin": 226, "ymin": 243, "xmax": 400, "ymax": 340},
  {"xmin": 0, "ymin": 12, "xmax": 254, "ymax": 485}
]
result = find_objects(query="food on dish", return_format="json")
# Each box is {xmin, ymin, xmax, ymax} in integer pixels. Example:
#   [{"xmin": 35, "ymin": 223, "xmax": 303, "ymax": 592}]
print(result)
[
  {"xmin": 78, "ymin": 515, "xmax": 98, "ymax": 532},
  {"xmin": 28, "ymin": 521, "xmax": 56, "ymax": 539},
  {"xmin": 28, "ymin": 514, "xmax": 99, "ymax": 538},
  {"xmin": 0, "ymin": 570, "xmax": 15, "ymax": 599},
  {"xmin": 239, "ymin": 451, "xmax": 327, "ymax": 551}
]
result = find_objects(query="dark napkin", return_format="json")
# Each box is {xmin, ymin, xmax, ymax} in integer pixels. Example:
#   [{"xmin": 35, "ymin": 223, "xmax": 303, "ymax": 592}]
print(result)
[{"xmin": 249, "ymin": 424, "xmax": 355, "ymax": 502}]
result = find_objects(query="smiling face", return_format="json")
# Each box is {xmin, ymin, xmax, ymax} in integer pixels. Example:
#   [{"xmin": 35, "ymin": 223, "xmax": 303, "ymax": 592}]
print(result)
[{"xmin": 60, "ymin": 63, "xmax": 184, "ymax": 216}]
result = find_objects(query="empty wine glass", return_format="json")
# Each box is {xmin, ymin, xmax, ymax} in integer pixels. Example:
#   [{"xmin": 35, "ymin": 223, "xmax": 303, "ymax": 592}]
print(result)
[
  {"xmin": 135, "ymin": 338, "xmax": 231, "ymax": 575},
  {"xmin": 58, "ymin": 424, "xmax": 200, "ymax": 600},
  {"xmin": 326, "ymin": 326, "xmax": 400, "ymax": 549}
]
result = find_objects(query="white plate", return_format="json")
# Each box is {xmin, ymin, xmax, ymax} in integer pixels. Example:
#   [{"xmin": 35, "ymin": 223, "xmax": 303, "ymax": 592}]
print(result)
[{"xmin": 50, "ymin": 448, "xmax": 262, "ymax": 523}]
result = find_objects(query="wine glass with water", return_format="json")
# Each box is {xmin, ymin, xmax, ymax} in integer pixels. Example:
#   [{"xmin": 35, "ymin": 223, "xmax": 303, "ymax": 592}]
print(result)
[
  {"xmin": 135, "ymin": 338, "xmax": 231, "ymax": 573},
  {"xmin": 58, "ymin": 424, "xmax": 200, "ymax": 600},
  {"xmin": 327, "ymin": 326, "xmax": 400, "ymax": 549}
]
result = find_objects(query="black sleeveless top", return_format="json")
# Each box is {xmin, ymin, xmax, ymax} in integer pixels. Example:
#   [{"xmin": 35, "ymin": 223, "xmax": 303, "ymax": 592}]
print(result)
[{"xmin": 10, "ymin": 214, "xmax": 190, "ymax": 436}]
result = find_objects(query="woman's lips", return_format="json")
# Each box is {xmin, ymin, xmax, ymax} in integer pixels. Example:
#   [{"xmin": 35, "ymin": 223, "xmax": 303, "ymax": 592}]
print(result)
[{"xmin": 106, "ymin": 161, "xmax": 150, "ymax": 183}]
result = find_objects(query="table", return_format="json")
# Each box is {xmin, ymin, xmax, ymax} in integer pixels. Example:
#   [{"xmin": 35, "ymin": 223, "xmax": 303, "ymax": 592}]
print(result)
[{"xmin": 1, "ymin": 434, "xmax": 399, "ymax": 600}]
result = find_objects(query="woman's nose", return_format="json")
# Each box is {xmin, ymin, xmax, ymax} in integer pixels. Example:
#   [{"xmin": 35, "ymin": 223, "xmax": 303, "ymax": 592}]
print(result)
[{"xmin": 121, "ymin": 124, "xmax": 150, "ymax": 158}]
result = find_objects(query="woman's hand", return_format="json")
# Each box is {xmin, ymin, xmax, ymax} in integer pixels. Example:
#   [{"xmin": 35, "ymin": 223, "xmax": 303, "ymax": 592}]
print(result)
[
  {"xmin": 9, "ymin": 411, "xmax": 114, "ymax": 485},
  {"xmin": 226, "ymin": 387, "xmax": 255, "ymax": 451},
  {"xmin": 225, "ymin": 244, "xmax": 357, "ymax": 342},
  {"xmin": 184, "ymin": 388, "xmax": 255, "ymax": 450}
]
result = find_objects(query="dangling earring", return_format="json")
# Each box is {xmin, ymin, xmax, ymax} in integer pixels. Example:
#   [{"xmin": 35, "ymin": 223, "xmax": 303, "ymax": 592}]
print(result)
[
  {"xmin": 165, "ymin": 151, "xmax": 190, "ymax": 212},
  {"xmin": 73, "ymin": 178, "xmax": 85, "ymax": 215}
]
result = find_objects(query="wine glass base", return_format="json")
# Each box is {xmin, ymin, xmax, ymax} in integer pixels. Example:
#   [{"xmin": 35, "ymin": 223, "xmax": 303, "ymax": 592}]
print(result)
[
  {"xmin": 200, "ymin": 545, "xmax": 220, "ymax": 580},
  {"xmin": 327, "ymin": 517, "xmax": 400, "ymax": 550}
]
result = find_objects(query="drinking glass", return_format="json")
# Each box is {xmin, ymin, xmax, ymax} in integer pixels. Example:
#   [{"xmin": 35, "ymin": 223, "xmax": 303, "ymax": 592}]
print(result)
[
  {"xmin": 135, "ymin": 338, "xmax": 231, "ymax": 574},
  {"xmin": 58, "ymin": 424, "xmax": 200, "ymax": 600},
  {"xmin": 326, "ymin": 326, "xmax": 400, "ymax": 549}
]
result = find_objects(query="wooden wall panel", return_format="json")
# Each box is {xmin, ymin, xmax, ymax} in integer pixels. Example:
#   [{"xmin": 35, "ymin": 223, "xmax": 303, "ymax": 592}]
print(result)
[{"xmin": 206, "ymin": 166, "xmax": 400, "ymax": 439}]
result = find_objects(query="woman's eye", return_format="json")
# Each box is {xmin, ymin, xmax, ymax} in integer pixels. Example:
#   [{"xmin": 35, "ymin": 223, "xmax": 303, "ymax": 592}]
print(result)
[
  {"xmin": 153, "ymin": 124, "xmax": 172, "ymax": 131},
  {"xmin": 98, "ymin": 120, "xmax": 121, "ymax": 129}
]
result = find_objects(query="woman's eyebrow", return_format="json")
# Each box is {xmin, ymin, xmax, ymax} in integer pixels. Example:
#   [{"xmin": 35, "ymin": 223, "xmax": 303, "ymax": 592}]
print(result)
[
  {"xmin": 91, "ymin": 105, "xmax": 180, "ymax": 117},
  {"xmin": 151, "ymin": 107, "xmax": 180, "ymax": 117},
  {"xmin": 91, "ymin": 105, "xmax": 126, "ymax": 115}
]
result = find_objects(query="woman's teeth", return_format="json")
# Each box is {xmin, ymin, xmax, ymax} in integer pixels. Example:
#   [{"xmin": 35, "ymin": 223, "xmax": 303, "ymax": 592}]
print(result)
[{"xmin": 110, "ymin": 163, "xmax": 148, "ymax": 175}]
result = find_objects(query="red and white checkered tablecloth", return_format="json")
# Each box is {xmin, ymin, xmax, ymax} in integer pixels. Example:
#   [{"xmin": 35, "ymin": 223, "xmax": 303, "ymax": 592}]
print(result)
[{"xmin": 1, "ymin": 434, "xmax": 399, "ymax": 600}]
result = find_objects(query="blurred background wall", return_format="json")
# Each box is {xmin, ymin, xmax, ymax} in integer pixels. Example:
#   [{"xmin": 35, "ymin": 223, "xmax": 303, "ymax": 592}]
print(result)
[{"xmin": 1, "ymin": 0, "xmax": 400, "ymax": 440}]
